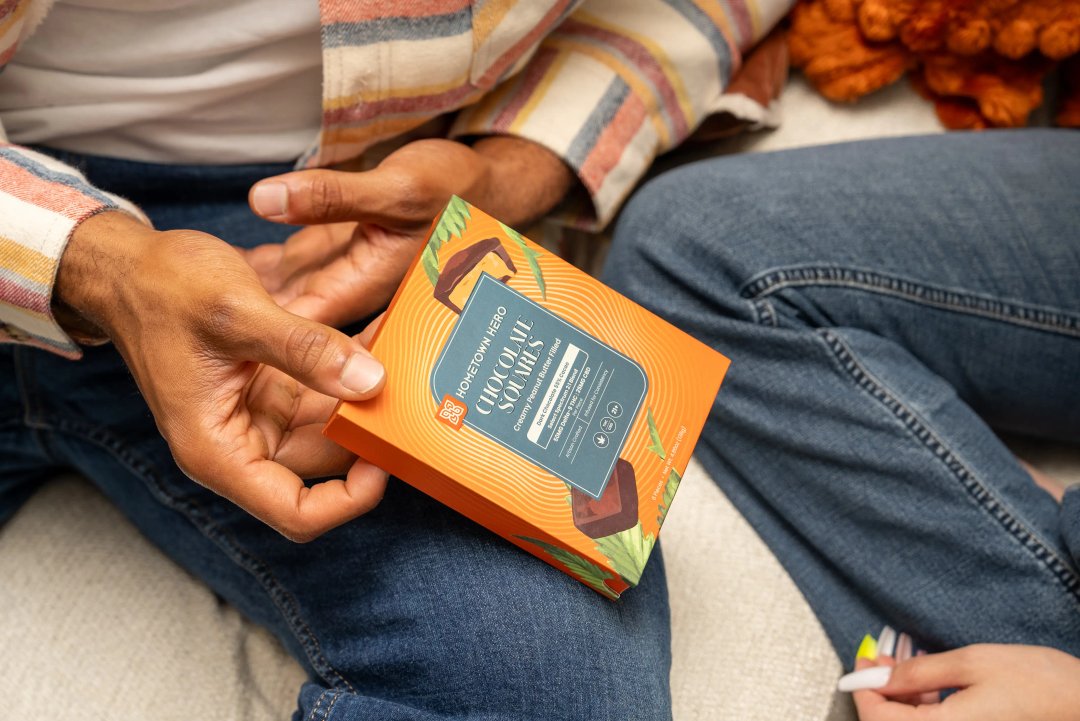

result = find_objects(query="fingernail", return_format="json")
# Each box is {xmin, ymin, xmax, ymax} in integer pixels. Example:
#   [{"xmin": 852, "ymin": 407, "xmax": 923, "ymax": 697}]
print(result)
[
  {"xmin": 856, "ymin": 634, "xmax": 878, "ymax": 661},
  {"xmin": 253, "ymin": 182, "xmax": 288, "ymax": 218},
  {"xmin": 837, "ymin": 666, "xmax": 892, "ymax": 693},
  {"xmin": 896, "ymin": 632, "xmax": 913, "ymax": 662},
  {"xmin": 877, "ymin": 625, "xmax": 897, "ymax": 657},
  {"xmin": 340, "ymin": 353, "xmax": 384, "ymax": 394}
]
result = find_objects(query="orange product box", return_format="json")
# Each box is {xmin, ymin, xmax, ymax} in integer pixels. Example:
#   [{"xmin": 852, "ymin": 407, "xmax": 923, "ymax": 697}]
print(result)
[{"xmin": 324, "ymin": 197, "xmax": 730, "ymax": 598}]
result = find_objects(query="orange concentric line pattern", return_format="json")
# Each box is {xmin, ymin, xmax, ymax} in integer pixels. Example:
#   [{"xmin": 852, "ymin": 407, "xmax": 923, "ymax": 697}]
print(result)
[{"xmin": 329, "ymin": 204, "xmax": 729, "ymax": 577}]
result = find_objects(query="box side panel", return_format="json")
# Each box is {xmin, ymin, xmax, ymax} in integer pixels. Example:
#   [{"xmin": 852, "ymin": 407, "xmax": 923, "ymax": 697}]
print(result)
[{"xmin": 324, "ymin": 412, "xmax": 625, "ymax": 599}]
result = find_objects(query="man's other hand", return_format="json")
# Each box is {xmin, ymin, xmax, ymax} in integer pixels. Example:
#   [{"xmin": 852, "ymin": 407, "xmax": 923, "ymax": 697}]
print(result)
[{"xmin": 246, "ymin": 137, "xmax": 573, "ymax": 327}]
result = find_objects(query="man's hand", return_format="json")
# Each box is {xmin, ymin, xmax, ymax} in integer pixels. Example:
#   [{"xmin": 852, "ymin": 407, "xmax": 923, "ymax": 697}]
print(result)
[
  {"xmin": 56, "ymin": 211, "xmax": 389, "ymax": 541},
  {"xmin": 246, "ymin": 137, "xmax": 573, "ymax": 326},
  {"xmin": 853, "ymin": 644, "xmax": 1080, "ymax": 721}
]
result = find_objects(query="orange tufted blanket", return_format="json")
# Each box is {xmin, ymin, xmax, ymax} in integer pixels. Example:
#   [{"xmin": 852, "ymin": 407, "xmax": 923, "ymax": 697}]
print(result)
[{"xmin": 788, "ymin": 0, "xmax": 1080, "ymax": 128}]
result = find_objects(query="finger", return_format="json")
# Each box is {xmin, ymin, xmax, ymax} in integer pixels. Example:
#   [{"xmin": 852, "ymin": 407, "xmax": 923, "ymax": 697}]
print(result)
[
  {"xmin": 914, "ymin": 651, "xmax": 943, "ymax": 705},
  {"xmin": 838, "ymin": 664, "xmax": 893, "ymax": 693},
  {"xmin": 245, "ymin": 224, "xmax": 355, "ymax": 298},
  {"xmin": 881, "ymin": 648, "xmax": 978, "ymax": 697},
  {"xmin": 852, "ymin": 658, "xmax": 895, "ymax": 721},
  {"xmin": 291, "ymin": 382, "xmax": 344, "ymax": 427},
  {"xmin": 895, "ymin": 633, "xmax": 914, "ymax": 663},
  {"xmin": 852, "ymin": 698, "xmax": 942, "ymax": 721},
  {"xmin": 175, "ymin": 406, "xmax": 385, "ymax": 539},
  {"xmin": 230, "ymin": 299, "xmax": 386, "ymax": 401},
  {"xmin": 357, "ymin": 313, "xmax": 385, "ymax": 347},
  {"xmin": 852, "ymin": 657, "xmax": 945, "ymax": 721},
  {"xmin": 244, "ymin": 243, "xmax": 286, "ymax": 284},
  {"xmin": 347, "ymin": 457, "xmax": 390, "ymax": 504},
  {"xmin": 243, "ymin": 367, "xmax": 359, "ymax": 478},
  {"xmin": 273, "ymin": 223, "xmax": 357, "ymax": 283},
  {"xmin": 243, "ymin": 364, "xmax": 341, "ymax": 432},
  {"xmin": 250, "ymin": 167, "xmax": 437, "ymax": 226},
  {"xmin": 244, "ymin": 366, "xmax": 303, "ymax": 447},
  {"xmin": 218, "ymin": 458, "xmax": 384, "ymax": 542},
  {"xmin": 272, "ymin": 424, "xmax": 358, "ymax": 479},
  {"xmin": 282, "ymin": 293, "xmax": 342, "ymax": 328},
  {"xmin": 874, "ymin": 656, "xmax": 931, "ymax": 707},
  {"xmin": 280, "ymin": 254, "xmax": 395, "ymax": 328}
]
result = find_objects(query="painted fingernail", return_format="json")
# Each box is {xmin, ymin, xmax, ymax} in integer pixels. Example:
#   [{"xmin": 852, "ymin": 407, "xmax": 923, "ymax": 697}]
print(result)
[
  {"xmin": 856, "ymin": 634, "xmax": 878, "ymax": 661},
  {"xmin": 253, "ymin": 182, "xmax": 288, "ymax": 218},
  {"xmin": 340, "ymin": 352, "xmax": 385, "ymax": 394},
  {"xmin": 877, "ymin": 625, "xmax": 897, "ymax": 657},
  {"xmin": 838, "ymin": 666, "xmax": 892, "ymax": 693},
  {"xmin": 896, "ymin": 632, "xmax": 913, "ymax": 662}
]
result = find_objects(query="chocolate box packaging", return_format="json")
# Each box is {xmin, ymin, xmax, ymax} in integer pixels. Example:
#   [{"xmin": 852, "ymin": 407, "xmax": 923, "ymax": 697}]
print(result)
[{"xmin": 323, "ymin": 197, "xmax": 730, "ymax": 598}]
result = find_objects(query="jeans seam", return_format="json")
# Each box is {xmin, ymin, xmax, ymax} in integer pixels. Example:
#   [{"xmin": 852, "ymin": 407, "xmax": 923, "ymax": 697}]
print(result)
[
  {"xmin": 741, "ymin": 266, "xmax": 1080, "ymax": 337},
  {"xmin": 14, "ymin": 349, "xmax": 43, "ymax": 430},
  {"xmin": 12, "ymin": 349, "xmax": 56, "ymax": 462},
  {"xmin": 750, "ymin": 298, "xmax": 778, "ymax": 327},
  {"xmin": 307, "ymin": 689, "xmax": 339, "ymax": 721},
  {"xmin": 322, "ymin": 690, "xmax": 343, "ymax": 720},
  {"xmin": 819, "ymin": 328, "xmax": 1080, "ymax": 607},
  {"xmin": 47, "ymin": 415, "xmax": 358, "ymax": 694}
]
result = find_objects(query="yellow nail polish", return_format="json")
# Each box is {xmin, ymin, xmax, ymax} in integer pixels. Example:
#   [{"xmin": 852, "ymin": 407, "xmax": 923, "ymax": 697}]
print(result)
[{"xmin": 856, "ymin": 634, "xmax": 878, "ymax": 661}]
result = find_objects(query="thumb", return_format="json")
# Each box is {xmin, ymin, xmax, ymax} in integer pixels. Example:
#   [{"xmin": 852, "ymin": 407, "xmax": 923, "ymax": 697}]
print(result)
[
  {"xmin": 250, "ymin": 168, "xmax": 419, "ymax": 226},
  {"xmin": 237, "ymin": 300, "xmax": 386, "ymax": 401},
  {"xmin": 880, "ymin": 648, "xmax": 976, "ymax": 697}
]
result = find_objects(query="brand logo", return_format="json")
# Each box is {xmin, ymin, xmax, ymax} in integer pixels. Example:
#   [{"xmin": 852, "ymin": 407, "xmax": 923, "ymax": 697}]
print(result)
[{"xmin": 436, "ymin": 395, "xmax": 467, "ymax": 429}]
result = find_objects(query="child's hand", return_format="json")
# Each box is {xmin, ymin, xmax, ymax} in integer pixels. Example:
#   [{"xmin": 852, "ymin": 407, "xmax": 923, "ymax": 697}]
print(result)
[{"xmin": 851, "ymin": 644, "xmax": 1080, "ymax": 721}]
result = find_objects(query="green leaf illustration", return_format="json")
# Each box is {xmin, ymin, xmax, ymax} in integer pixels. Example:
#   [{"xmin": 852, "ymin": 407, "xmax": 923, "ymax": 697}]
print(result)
[
  {"xmin": 645, "ymin": 407, "xmax": 665, "ymax": 459},
  {"xmin": 524, "ymin": 251, "xmax": 546, "ymax": 299},
  {"xmin": 433, "ymin": 223, "xmax": 450, "ymax": 247},
  {"xmin": 442, "ymin": 209, "xmax": 466, "ymax": 238},
  {"xmin": 656, "ymin": 468, "xmax": 682, "ymax": 527},
  {"xmin": 421, "ymin": 244, "xmax": 440, "ymax": 286},
  {"xmin": 594, "ymin": 522, "xmax": 656, "ymax": 587},
  {"xmin": 442, "ymin": 196, "xmax": 471, "ymax": 238},
  {"xmin": 422, "ymin": 197, "xmax": 473, "ymax": 287},
  {"xmin": 447, "ymin": 194, "xmax": 472, "ymax": 221},
  {"xmin": 499, "ymin": 221, "xmax": 546, "ymax": 299},
  {"xmin": 516, "ymin": 536, "xmax": 619, "ymax": 599}
]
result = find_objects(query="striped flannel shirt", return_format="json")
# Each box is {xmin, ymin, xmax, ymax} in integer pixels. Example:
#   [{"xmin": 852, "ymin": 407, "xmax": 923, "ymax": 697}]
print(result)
[{"xmin": 0, "ymin": 0, "xmax": 792, "ymax": 358}]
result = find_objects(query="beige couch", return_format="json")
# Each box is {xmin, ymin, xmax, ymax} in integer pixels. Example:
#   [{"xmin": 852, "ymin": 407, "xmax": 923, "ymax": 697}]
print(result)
[{"xmin": 2, "ymin": 77, "xmax": 1077, "ymax": 720}]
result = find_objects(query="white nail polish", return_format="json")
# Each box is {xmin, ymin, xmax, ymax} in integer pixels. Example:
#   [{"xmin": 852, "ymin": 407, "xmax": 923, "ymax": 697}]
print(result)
[
  {"xmin": 877, "ymin": 625, "xmax": 897, "ymax": 657},
  {"xmin": 837, "ymin": 666, "xmax": 892, "ymax": 693},
  {"xmin": 896, "ymin": 633, "xmax": 913, "ymax": 662}
]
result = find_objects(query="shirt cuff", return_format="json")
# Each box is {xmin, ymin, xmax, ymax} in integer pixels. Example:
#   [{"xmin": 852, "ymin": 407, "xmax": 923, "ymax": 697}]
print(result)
[
  {"xmin": 0, "ymin": 145, "xmax": 149, "ymax": 359},
  {"xmin": 450, "ymin": 44, "xmax": 659, "ymax": 232}
]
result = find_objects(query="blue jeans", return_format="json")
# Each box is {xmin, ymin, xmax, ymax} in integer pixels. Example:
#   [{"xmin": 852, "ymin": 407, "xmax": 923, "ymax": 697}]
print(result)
[
  {"xmin": 604, "ymin": 129, "xmax": 1080, "ymax": 664},
  {"xmin": 0, "ymin": 152, "xmax": 672, "ymax": 720}
]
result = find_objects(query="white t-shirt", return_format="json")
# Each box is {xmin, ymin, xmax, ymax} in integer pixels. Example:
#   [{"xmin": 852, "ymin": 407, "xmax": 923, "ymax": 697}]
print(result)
[{"xmin": 0, "ymin": 0, "xmax": 323, "ymax": 164}]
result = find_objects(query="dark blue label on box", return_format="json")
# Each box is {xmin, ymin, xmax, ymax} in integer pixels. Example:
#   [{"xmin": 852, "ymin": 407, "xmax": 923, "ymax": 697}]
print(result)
[{"xmin": 430, "ymin": 274, "xmax": 648, "ymax": 499}]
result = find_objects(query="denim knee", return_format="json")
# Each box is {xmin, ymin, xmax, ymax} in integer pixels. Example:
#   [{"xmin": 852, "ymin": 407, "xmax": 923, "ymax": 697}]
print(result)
[
  {"xmin": 604, "ymin": 166, "xmax": 765, "ymax": 323},
  {"xmin": 1063, "ymin": 487, "xmax": 1080, "ymax": 568}
]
